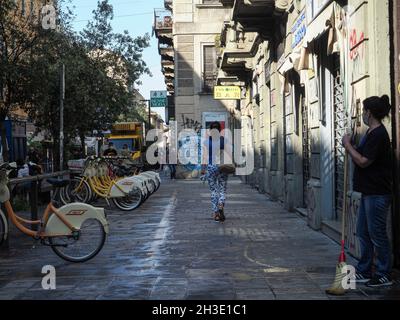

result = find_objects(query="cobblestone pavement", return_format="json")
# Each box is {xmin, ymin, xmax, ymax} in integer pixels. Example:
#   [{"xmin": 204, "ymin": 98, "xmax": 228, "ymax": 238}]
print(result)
[{"xmin": 0, "ymin": 176, "xmax": 399, "ymax": 300}]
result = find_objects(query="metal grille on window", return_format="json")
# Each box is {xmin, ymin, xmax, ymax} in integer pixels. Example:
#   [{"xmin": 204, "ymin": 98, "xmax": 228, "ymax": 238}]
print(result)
[
  {"xmin": 333, "ymin": 54, "xmax": 345, "ymax": 221},
  {"xmin": 203, "ymin": 46, "xmax": 217, "ymax": 93},
  {"xmin": 302, "ymin": 96, "xmax": 310, "ymax": 208}
]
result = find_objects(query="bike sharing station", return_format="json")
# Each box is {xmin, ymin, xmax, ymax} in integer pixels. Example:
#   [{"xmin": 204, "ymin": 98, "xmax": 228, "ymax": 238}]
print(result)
[{"xmin": 0, "ymin": 157, "xmax": 162, "ymax": 262}]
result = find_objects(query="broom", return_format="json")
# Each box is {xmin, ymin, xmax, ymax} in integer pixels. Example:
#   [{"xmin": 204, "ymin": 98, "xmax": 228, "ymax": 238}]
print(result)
[{"xmin": 325, "ymin": 150, "xmax": 349, "ymax": 296}]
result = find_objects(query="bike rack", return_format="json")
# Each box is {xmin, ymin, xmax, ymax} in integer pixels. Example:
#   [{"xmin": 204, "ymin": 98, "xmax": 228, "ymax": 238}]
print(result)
[{"xmin": 1, "ymin": 171, "xmax": 70, "ymax": 248}]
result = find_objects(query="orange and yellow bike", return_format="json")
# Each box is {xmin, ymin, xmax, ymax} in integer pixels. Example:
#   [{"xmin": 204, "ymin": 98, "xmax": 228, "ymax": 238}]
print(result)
[{"xmin": 0, "ymin": 162, "xmax": 109, "ymax": 262}]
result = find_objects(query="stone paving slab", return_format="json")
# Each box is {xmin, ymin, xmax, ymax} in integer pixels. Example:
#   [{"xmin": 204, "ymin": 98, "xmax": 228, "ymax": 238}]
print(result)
[{"xmin": 0, "ymin": 176, "xmax": 399, "ymax": 300}]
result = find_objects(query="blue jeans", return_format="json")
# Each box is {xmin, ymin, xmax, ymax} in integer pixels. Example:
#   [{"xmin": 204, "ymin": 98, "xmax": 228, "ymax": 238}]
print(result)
[{"xmin": 356, "ymin": 195, "xmax": 392, "ymax": 278}]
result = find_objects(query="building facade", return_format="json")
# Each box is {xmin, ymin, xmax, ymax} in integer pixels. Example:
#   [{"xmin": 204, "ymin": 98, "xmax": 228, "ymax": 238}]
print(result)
[
  {"xmin": 156, "ymin": 0, "xmax": 399, "ymax": 264},
  {"xmin": 155, "ymin": 0, "xmax": 239, "ymax": 178},
  {"xmin": 215, "ymin": 0, "xmax": 397, "ymax": 261}
]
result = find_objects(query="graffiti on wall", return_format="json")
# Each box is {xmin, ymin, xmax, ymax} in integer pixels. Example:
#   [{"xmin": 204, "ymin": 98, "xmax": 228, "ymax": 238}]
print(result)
[
  {"xmin": 181, "ymin": 114, "xmax": 203, "ymax": 132},
  {"xmin": 178, "ymin": 115, "xmax": 202, "ymax": 177},
  {"xmin": 349, "ymin": 29, "xmax": 366, "ymax": 82}
]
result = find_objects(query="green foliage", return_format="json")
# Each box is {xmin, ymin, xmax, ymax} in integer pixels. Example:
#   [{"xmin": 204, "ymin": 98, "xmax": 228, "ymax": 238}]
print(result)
[{"xmin": 1, "ymin": 0, "xmax": 151, "ymax": 162}]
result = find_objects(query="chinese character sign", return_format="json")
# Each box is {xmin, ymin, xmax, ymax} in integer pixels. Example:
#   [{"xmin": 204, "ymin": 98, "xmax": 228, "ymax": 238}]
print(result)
[{"xmin": 214, "ymin": 86, "xmax": 241, "ymax": 100}]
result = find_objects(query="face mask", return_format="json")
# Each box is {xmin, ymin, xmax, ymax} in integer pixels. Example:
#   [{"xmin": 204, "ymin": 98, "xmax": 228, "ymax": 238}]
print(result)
[{"xmin": 362, "ymin": 111, "xmax": 370, "ymax": 126}]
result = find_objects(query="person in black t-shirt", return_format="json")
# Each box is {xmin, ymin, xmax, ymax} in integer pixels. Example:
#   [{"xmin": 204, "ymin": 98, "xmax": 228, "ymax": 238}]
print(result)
[{"xmin": 342, "ymin": 95, "xmax": 393, "ymax": 287}]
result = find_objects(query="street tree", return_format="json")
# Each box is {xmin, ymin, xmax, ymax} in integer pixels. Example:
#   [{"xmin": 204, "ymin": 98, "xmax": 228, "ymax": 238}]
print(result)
[
  {"xmin": 28, "ymin": 0, "xmax": 150, "ymax": 165},
  {"xmin": 0, "ymin": 0, "xmax": 43, "ymax": 161}
]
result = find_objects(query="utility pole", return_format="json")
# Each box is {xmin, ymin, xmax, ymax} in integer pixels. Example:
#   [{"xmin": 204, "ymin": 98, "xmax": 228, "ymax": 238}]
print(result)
[
  {"xmin": 148, "ymin": 100, "xmax": 152, "ymax": 133},
  {"xmin": 140, "ymin": 99, "xmax": 151, "ymax": 135},
  {"xmin": 59, "ymin": 64, "xmax": 65, "ymax": 171}
]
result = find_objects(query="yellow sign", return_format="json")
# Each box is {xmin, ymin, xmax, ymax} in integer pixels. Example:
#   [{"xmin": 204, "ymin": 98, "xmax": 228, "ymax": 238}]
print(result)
[
  {"xmin": 214, "ymin": 86, "xmax": 241, "ymax": 100},
  {"xmin": 398, "ymin": 83, "xmax": 400, "ymax": 95}
]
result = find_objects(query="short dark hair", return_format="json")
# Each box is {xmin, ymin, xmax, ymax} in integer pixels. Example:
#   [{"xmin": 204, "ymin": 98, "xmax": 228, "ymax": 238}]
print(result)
[
  {"xmin": 209, "ymin": 121, "xmax": 221, "ymax": 132},
  {"xmin": 363, "ymin": 95, "xmax": 392, "ymax": 121}
]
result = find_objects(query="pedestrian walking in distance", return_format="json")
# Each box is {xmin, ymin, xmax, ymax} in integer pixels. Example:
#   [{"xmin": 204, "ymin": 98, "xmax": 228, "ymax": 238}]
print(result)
[
  {"xmin": 201, "ymin": 121, "xmax": 229, "ymax": 222},
  {"xmin": 342, "ymin": 95, "xmax": 393, "ymax": 288}
]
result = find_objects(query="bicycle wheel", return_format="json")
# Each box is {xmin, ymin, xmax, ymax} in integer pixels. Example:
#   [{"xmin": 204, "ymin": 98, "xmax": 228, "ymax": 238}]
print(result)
[
  {"xmin": 61, "ymin": 178, "xmax": 92, "ymax": 204},
  {"xmin": 148, "ymin": 180, "xmax": 157, "ymax": 195},
  {"xmin": 49, "ymin": 218, "xmax": 106, "ymax": 263},
  {"xmin": 154, "ymin": 179, "xmax": 161, "ymax": 191},
  {"xmin": 112, "ymin": 187, "xmax": 143, "ymax": 211}
]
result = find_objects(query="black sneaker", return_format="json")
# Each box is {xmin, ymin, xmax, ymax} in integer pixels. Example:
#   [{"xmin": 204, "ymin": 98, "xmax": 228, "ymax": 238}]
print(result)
[
  {"xmin": 366, "ymin": 275, "xmax": 393, "ymax": 287},
  {"xmin": 355, "ymin": 273, "xmax": 371, "ymax": 283},
  {"xmin": 218, "ymin": 206, "xmax": 225, "ymax": 222}
]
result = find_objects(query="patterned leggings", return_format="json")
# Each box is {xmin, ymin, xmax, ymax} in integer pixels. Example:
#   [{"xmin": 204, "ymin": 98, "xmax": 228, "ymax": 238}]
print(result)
[{"xmin": 206, "ymin": 165, "xmax": 228, "ymax": 213}]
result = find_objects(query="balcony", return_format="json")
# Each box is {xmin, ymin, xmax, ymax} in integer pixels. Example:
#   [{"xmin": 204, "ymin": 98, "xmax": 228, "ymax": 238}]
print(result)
[
  {"xmin": 154, "ymin": 9, "xmax": 173, "ymax": 39},
  {"xmin": 163, "ymin": 64, "xmax": 174, "ymax": 72},
  {"xmin": 231, "ymin": 0, "xmax": 277, "ymax": 39},
  {"xmin": 216, "ymin": 69, "xmax": 245, "ymax": 86},
  {"xmin": 218, "ymin": 21, "xmax": 260, "ymax": 75},
  {"xmin": 159, "ymin": 46, "xmax": 174, "ymax": 62}
]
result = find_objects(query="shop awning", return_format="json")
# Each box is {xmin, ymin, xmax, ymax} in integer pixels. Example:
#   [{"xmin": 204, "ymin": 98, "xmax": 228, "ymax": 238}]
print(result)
[
  {"xmin": 277, "ymin": 46, "xmax": 303, "ymax": 76},
  {"xmin": 304, "ymin": 2, "xmax": 335, "ymax": 47}
]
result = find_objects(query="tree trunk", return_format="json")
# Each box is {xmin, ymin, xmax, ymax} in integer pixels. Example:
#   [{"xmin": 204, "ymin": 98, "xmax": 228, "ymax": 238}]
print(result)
[{"xmin": 0, "ymin": 114, "xmax": 9, "ymax": 162}]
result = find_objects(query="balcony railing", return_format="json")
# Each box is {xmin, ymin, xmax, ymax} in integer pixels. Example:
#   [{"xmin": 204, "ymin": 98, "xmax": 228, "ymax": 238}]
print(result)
[{"xmin": 154, "ymin": 9, "xmax": 173, "ymax": 31}]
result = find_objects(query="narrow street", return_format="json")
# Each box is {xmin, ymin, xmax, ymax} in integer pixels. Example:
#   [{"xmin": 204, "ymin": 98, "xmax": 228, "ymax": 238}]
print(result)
[{"xmin": 0, "ymin": 176, "xmax": 399, "ymax": 300}]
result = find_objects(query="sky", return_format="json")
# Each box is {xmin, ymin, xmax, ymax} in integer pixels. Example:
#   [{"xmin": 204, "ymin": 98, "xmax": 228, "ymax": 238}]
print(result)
[{"xmin": 66, "ymin": 0, "xmax": 166, "ymax": 120}]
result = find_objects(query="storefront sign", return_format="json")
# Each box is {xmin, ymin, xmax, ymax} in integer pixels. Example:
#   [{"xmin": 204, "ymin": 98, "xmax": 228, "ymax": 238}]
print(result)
[
  {"xmin": 291, "ymin": 10, "xmax": 307, "ymax": 49},
  {"xmin": 306, "ymin": 0, "xmax": 331, "ymax": 24},
  {"xmin": 214, "ymin": 86, "xmax": 241, "ymax": 100}
]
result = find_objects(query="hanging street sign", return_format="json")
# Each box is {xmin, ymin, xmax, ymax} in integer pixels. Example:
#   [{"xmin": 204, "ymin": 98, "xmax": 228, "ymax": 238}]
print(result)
[
  {"xmin": 214, "ymin": 86, "xmax": 241, "ymax": 100},
  {"xmin": 150, "ymin": 90, "xmax": 168, "ymax": 107}
]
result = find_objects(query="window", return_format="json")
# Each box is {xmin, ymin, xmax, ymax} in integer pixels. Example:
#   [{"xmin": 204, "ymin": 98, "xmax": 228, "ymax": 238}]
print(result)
[
  {"xmin": 203, "ymin": 45, "xmax": 217, "ymax": 93},
  {"xmin": 252, "ymin": 74, "xmax": 260, "ymax": 106},
  {"xmin": 202, "ymin": 0, "xmax": 220, "ymax": 4}
]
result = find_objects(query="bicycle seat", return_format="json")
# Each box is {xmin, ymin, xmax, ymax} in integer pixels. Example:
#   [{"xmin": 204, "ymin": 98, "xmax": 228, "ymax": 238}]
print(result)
[{"xmin": 47, "ymin": 178, "xmax": 70, "ymax": 188}]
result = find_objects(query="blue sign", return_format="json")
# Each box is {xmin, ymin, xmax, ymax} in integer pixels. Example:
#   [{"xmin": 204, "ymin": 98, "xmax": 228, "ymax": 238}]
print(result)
[{"xmin": 291, "ymin": 10, "xmax": 307, "ymax": 49}]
